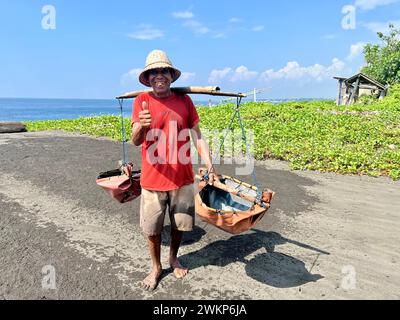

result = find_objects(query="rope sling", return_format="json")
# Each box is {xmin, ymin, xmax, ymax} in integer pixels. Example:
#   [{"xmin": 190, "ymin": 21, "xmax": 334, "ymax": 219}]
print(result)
[
  {"xmin": 96, "ymin": 87, "xmax": 275, "ymax": 234},
  {"xmin": 95, "ymin": 99, "xmax": 141, "ymax": 203},
  {"xmin": 195, "ymin": 96, "xmax": 275, "ymax": 235}
]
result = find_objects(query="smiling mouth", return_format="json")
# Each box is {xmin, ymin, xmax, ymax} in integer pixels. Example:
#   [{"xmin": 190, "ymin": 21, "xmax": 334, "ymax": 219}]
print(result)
[{"xmin": 155, "ymin": 82, "xmax": 167, "ymax": 88}]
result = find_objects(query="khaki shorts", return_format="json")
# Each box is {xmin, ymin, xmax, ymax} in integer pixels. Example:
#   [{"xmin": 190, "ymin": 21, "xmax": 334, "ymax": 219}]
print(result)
[{"xmin": 140, "ymin": 184, "xmax": 195, "ymax": 236}]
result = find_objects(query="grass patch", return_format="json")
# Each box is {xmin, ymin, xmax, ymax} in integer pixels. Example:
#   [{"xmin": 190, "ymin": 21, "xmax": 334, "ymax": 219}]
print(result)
[
  {"xmin": 25, "ymin": 115, "xmax": 129, "ymax": 141},
  {"xmin": 24, "ymin": 92, "xmax": 400, "ymax": 180}
]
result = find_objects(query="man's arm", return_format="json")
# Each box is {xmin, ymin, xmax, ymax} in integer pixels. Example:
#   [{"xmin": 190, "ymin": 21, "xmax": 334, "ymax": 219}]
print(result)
[
  {"xmin": 131, "ymin": 122, "xmax": 146, "ymax": 146},
  {"xmin": 132, "ymin": 101, "xmax": 151, "ymax": 146}
]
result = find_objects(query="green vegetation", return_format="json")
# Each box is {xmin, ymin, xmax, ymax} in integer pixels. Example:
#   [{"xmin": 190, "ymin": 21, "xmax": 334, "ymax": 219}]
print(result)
[
  {"xmin": 362, "ymin": 24, "xmax": 400, "ymax": 85},
  {"xmin": 25, "ymin": 90, "xmax": 400, "ymax": 180},
  {"xmin": 25, "ymin": 115, "xmax": 130, "ymax": 141}
]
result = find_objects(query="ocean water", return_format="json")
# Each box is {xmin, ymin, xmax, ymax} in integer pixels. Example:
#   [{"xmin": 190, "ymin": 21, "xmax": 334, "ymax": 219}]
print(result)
[
  {"xmin": 0, "ymin": 98, "xmax": 130, "ymax": 122},
  {"xmin": 0, "ymin": 98, "xmax": 215, "ymax": 122},
  {"xmin": 0, "ymin": 97, "xmax": 322, "ymax": 122}
]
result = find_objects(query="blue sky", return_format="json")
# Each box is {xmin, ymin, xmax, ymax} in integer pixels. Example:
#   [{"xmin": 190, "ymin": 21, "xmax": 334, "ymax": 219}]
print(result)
[{"xmin": 0, "ymin": 0, "xmax": 399, "ymax": 99}]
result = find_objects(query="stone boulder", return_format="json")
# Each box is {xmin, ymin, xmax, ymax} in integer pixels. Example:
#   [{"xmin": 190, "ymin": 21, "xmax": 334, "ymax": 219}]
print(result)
[{"xmin": 0, "ymin": 122, "xmax": 27, "ymax": 134}]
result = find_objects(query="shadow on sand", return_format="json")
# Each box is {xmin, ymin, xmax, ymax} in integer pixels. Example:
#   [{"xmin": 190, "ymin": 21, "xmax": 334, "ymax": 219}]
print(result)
[
  {"xmin": 162, "ymin": 225, "xmax": 207, "ymax": 247},
  {"xmin": 168, "ymin": 228, "xmax": 329, "ymax": 288},
  {"xmin": 159, "ymin": 168, "xmax": 327, "ymax": 288}
]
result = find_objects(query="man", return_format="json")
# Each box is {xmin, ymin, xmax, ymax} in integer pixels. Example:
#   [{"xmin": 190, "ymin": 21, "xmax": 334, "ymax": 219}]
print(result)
[{"xmin": 131, "ymin": 50, "xmax": 217, "ymax": 291}]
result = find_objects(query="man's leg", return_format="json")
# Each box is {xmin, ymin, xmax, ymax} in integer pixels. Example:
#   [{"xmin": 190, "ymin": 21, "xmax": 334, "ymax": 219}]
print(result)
[
  {"xmin": 168, "ymin": 184, "xmax": 195, "ymax": 279},
  {"xmin": 142, "ymin": 235, "xmax": 163, "ymax": 290},
  {"xmin": 169, "ymin": 229, "xmax": 188, "ymax": 279},
  {"xmin": 140, "ymin": 189, "xmax": 167, "ymax": 290}
]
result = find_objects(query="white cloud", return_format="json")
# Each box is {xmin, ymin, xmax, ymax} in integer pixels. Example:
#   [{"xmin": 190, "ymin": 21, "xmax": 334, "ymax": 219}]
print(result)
[
  {"xmin": 121, "ymin": 68, "xmax": 142, "ymax": 86},
  {"xmin": 362, "ymin": 20, "xmax": 400, "ymax": 33},
  {"xmin": 212, "ymin": 32, "xmax": 227, "ymax": 39},
  {"xmin": 182, "ymin": 20, "xmax": 210, "ymax": 34},
  {"xmin": 172, "ymin": 11, "xmax": 194, "ymax": 19},
  {"xmin": 261, "ymin": 58, "xmax": 346, "ymax": 82},
  {"xmin": 179, "ymin": 72, "xmax": 196, "ymax": 82},
  {"xmin": 127, "ymin": 24, "xmax": 164, "ymax": 40},
  {"xmin": 208, "ymin": 66, "xmax": 258, "ymax": 83},
  {"xmin": 252, "ymin": 25, "xmax": 265, "ymax": 32},
  {"xmin": 262, "ymin": 62, "xmax": 304, "ymax": 80},
  {"xmin": 230, "ymin": 66, "xmax": 259, "ymax": 82},
  {"xmin": 208, "ymin": 68, "xmax": 232, "ymax": 84},
  {"xmin": 207, "ymin": 57, "xmax": 350, "ymax": 88},
  {"xmin": 347, "ymin": 42, "xmax": 366, "ymax": 60},
  {"xmin": 322, "ymin": 34, "xmax": 337, "ymax": 40},
  {"xmin": 229, "ymin": 18, "xmax": 242, "ymax": 23},
  {"xmin": 175, "ymin": 11, "xmax": 225, "ymax": 38},
  {"xmin": 327, "ymin": 58, "xmax": 347, "ymax": 75},
  {"xmin": 355, "ymin": 0, "xmax": 399, "ymax": 10}
]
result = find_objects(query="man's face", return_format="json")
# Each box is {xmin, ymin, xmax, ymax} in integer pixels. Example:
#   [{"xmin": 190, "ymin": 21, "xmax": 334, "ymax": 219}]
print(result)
[{"xmin": 148, "ymin": 68, "xmax": 173, "ymax": 96}]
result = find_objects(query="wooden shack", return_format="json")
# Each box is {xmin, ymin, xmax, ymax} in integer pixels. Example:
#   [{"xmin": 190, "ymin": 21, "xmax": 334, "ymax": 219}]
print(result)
[{"xmin": 334, "ymin": 73, "xmax": 388, "ymax": 105}]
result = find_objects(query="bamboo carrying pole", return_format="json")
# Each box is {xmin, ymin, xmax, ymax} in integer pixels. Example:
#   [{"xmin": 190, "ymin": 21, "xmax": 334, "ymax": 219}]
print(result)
[
  {"xmin": 222, "ymin": 175, "xmax": 258, "ymax": 191},
  {"xmin": 116, "ymin": 86, "xmax": 247, "ymax": 99},
  {"xmin": 195, "ymin": 174, "xmax": 262, "ymax": 205},
  {"xmin": 212, "ymin": 180, "xmax": 262, "ymax": 205}
]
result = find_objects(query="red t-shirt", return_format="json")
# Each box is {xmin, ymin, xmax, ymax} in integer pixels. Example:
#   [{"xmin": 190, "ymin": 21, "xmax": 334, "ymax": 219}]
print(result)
[{"xmin": 132, "ymin": 92, "xmax": 200, "ymax": 191}]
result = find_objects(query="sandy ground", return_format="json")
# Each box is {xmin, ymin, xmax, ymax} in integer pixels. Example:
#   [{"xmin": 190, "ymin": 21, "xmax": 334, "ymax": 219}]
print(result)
[{"xmin": 0, "ymin": 131, "xmax": 399, "ymax": 300}]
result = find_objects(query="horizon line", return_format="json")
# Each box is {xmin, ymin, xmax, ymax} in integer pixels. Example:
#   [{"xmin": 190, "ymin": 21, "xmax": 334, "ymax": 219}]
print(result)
[{"xmin": 0, "ymin": 96, "xmax": 335, "ymax": 101}]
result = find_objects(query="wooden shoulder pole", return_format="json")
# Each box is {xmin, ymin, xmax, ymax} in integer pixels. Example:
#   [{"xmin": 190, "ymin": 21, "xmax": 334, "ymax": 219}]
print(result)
[{"xmin": 116, "ymin": 86, "xmax": 247, "ymax": 99}]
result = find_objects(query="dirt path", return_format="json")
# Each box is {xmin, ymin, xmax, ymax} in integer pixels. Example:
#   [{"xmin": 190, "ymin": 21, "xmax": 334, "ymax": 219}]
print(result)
[{"xmin": 0, "ymin": 131, "xmax": 399, "ymax": 300}]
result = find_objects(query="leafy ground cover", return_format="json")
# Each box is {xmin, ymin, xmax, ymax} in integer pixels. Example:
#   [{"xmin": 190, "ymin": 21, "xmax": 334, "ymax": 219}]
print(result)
[{"xmin": 25, "ymin": 86, "xmax": 400, "ymax": 180}]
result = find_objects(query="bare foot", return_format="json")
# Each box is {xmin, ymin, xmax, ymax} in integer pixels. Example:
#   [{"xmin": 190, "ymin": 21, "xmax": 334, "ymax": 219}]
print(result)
[
  {"xmin": 170, "ymin": 259, "xmax": 189, "ymax": 279},
  {"xmin": 141, "ymin": 269, "xmax": 162, "ymax": 291}
]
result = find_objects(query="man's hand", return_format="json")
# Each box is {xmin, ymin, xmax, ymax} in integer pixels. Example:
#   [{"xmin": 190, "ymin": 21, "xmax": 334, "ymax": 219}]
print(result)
[
  {"xmin": 207, "ymin": 169, "xmax": 220, "ymax": 184},
  {"xmin": 139, "ymin": 101, "xmax": 152, "ymax": 129},
  {"xmin": 132, "ymin": 101, "xmax": 151, "ymax": 146},
  {"xmin": 191, "ymin": 125, "xmax": 219, "ymax": 184}
]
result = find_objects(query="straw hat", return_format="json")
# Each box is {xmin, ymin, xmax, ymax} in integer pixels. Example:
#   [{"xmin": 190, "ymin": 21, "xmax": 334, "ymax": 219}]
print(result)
[{"xmin": 139, "ymin": 50, "xmax": 181, "ymax": 87}]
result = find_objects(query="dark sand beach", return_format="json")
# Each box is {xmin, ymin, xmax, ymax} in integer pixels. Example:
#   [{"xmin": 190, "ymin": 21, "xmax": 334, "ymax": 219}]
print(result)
[{"xmin": 0, "ymin": 131, "xmax": 399, "ymax": 299}]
